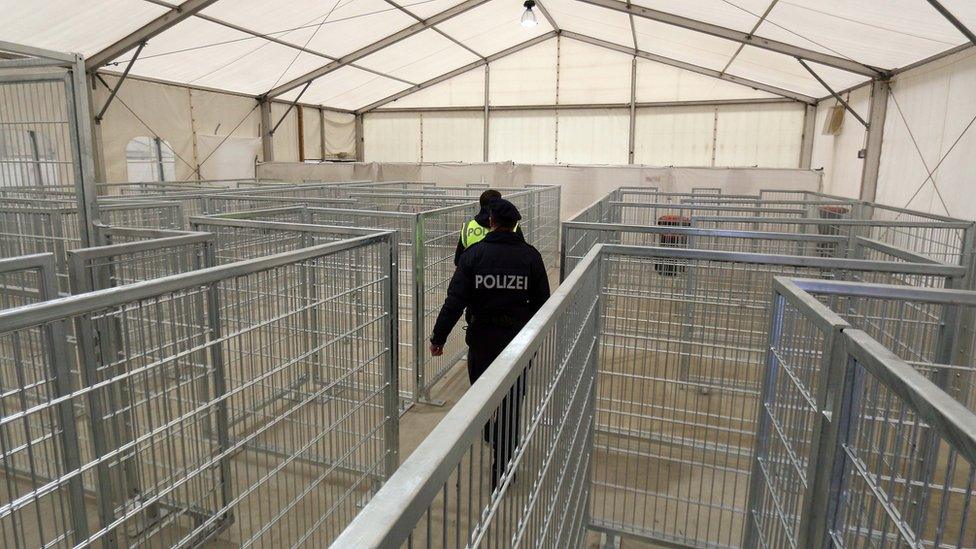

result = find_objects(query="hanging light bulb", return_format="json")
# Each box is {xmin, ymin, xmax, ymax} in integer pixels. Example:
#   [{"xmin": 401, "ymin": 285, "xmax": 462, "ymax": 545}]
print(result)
[{"xmin": 521, "ymin": 0, "xmax": 538, "ymax": 28}]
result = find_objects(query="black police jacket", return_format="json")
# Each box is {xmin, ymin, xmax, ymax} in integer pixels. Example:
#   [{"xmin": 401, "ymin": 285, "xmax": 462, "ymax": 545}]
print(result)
[{"xmin": 432, "ymin": 230, "xmax": 550, "ymax": 346}]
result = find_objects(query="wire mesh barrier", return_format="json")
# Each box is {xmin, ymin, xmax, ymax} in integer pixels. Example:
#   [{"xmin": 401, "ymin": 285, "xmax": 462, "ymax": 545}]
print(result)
[
  {"xmin": 0, "ymin": 202, "xmax": 184, "ymax": 294},
  {"xmin": 327, "ymin": 243, "xmax": 966, "ymax": 549},
  {"xmin": 67, "ymin": 227, "xmax": 214, "ymax": 294},
  {"xmin": 746, "ymin": 279, "xmax": 976, "ymax": 548},
  {"xmin": 0, "ymin": 234, "xmax": 399, "ymax": 548},
  {"xmin": 608, "ymin": 202, "xmax": 805, "ymax": 227},
  {"xmin": 194, "ymin": 185, "xmax": 561, "ymax": 409},
  {"xmin": 0, "ymin": 253, "xmax": 59, "ymax": 310},
  {"xmin": 332, "ymin": 242, "xmax": 601, "ymax": 548},
  {"xmin": 586, "ymin": 246, "xmax": 965, "ymax": 548},
  {"xmin": 560, "ymin": 223, "xmax": 854, "ymax": 279}
]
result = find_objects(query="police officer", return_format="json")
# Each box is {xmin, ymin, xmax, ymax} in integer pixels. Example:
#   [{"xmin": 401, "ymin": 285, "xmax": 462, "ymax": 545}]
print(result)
[
  {"xmin": 431, "ymin": 198, "xmax": 550, "ymax": 488},
  {"xmin": 455, "ymin": 189, "xmax": 523, "ymax": 265}
]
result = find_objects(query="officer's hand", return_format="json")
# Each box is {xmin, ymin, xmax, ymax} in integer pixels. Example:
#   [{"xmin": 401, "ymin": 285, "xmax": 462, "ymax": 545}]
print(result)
[{"xmin": 429, "ymin": 343, "xmax": 444, "ymax": 356}]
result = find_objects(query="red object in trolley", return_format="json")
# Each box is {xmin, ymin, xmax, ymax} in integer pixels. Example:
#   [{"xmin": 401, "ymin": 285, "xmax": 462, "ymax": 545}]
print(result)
[{"xmin": 656, "ymin": 214, "xmax": 691, "ymax": 276}]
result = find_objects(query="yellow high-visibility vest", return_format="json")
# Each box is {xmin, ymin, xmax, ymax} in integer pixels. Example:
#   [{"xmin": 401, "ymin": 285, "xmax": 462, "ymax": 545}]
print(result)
[{"xmin": 460, "ymin": 219, "xmax": 518, "ymax": 249}]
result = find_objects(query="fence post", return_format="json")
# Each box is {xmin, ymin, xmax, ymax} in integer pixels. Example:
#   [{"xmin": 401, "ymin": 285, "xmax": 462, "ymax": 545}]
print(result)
[
  {"xmin": 203, "ymin": 244, "xmax": 235, "ymax": 530},
  {"xmin": 743, "ymin": 290, "xmax": 787, "ymax": 548},
  {"xmin": 797, "ymin": 322, "xmax": 852, "ymax": 548},
  {"xmin": 413, "ymin": 213, "xmax": 428, "ymax": 403},
  {"xmin": 383, "ymin": 233, "xmax": 401, "ymax": 476},
  {"xmin": 559, "ymin": 223, "xmax": 570, "ymax": 281},
  {"xmin": 39, "ymin": 256, "xmax": 90, "ymax": 545}
]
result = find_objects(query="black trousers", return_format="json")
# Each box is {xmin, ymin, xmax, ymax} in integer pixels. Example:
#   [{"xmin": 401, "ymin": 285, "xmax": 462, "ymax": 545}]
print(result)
[{"xmin": 467, "ymin": 339, "xmax": 526, "ymax": 489}]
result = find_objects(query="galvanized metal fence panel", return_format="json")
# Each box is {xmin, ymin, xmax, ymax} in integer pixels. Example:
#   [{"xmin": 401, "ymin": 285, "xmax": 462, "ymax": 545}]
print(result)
[
  {"xmin": 0, "ymin": 202, "xmax": 183, "ymax": 294},
  {"xmin": 747, "ymin": 279, "xmax": 976, "ymax": 549},
  {"xmin": 332, "ymin": 242, "xmax": 601, "ymax": 549},
  {"xmin": 692, "ymin": 216, "xmax": 975, "ymax": 268},
  {"xmin": 0, "ymin": 234, "xmax": 398, "ymax": 548},
  {"xmin": 195, "ymin": 186, "xmax": 561, "ymax": 408},
  {"xmin": 588, "ymin": 246, "xmax": 965, "ymax": 548}
]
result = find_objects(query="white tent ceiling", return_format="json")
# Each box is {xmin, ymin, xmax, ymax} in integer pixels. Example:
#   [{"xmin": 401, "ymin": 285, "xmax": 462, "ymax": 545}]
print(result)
[{"xmin": 1, "ymin": 0, "xmax": 973, "ymax": 112}]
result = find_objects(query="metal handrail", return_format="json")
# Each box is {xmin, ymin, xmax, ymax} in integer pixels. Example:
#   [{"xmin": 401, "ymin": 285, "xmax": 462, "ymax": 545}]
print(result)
[{"xmin": 331, "ymin": 244, "xmax": 602, "ymax": 548}]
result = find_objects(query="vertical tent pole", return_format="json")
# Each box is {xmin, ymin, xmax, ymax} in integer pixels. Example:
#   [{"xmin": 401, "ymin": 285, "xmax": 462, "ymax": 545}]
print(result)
[{"xmin": 859, "ymin": 79, "xmax": 889, "ymax": 202}]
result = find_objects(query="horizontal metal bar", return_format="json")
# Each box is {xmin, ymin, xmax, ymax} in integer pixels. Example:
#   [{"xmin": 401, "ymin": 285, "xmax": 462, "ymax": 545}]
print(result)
[
  {"xmin": 844, "ymin": 329, "xmax": 976, "ymax": 463},
  {"xmin": 67, "ymin": 231, "xmax": 213, "ymax": 260},
  {"xmin": 0, "ymin": 253, "xmax": 57, "ymax": 276},
  {"xmin": 331, "ymin": 243, "xmax": 603, "ymax": 547},
  {"xmin": 0, "ymin": 232, "xmax": 394, "ymax": 333},
  {"xmin": 371, "ymin": 97, "xmax": 797, "ymax": 113},
  {"xmin": 693, "ymin": 215, "xmax": 973, "ymax": 229},
  {"xmin": 785, "ymin": 277, "xmax": 976, "ymax": 306},
  {"xmin": 597, "ymin": 243, "xmax": 967, "ymax": 276},
  {"xmin": 0, "ymin": 40, "xmax": 76, "ymax": 63},
  {"xmin": 563, "ymin": 221, "xmax": 847, "ymax": 243}
]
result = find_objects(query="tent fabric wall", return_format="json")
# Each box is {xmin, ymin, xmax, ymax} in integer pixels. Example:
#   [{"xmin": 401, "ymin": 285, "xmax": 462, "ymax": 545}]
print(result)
[
  {"xmin": 95, "ymin": 74, "xmax": 197, "ymax": 182},
  {"xmin": 271, "ymin": 102, "xmax": 299, "ymax": 162},
  {"xmin": 633, "ymin": 105, "xmax": 715, "ymax": 166},
  {"xmin": 257, "ymin": 161, "xmax": 822, "ymax": 220},
  {"xmin": 488, "ymin": 110, "xmax": 557, "ymax": 163},
  {"xmin": 556, "ymin": 109, "xmax": 630, "ymax": 165},
  {"xmin": 301, "ymin": 106, "xmax": 323, "ymax": 161},
  {"xmin": 323, "ymin": 111, "xmax": 356, "ymax": 158},
  {"xmin": 808, "ymin": 47, "xmax": 976, "ymax": 221},
  {"xmin": 363, "ymin": 112, "xmax": 421, "ymax": 162},
  {"xmin": 714, "ymin": 102, "xmax": 805, "ymax": 168},
  {"xmin": 875, "ymin": 48, "xmax": 976, "ymax": 219},
  {"xmin": 421, "ymin": 112, "xmax": 484, "ymax": 163},
  {"xmin": 809, "ymin": 86, "xmax": 870, "ymax": 198},
  {"xmin": 90, "ymin": 75, "xmax": 354, "ymax": 182},
  {"xmin": 367, "ymin": 102, "xmax": 805, "ymax": 167}
]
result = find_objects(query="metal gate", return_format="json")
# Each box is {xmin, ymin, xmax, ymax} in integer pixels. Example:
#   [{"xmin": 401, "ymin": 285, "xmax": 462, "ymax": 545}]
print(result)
[{"xmin": 0, "ymin": 42, "xmax": 99, "ymax": 247}]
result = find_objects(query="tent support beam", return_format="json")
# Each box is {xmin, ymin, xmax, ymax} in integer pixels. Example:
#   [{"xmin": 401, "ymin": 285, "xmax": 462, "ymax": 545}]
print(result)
[
  {"xmin": 371, "ymin": 98, "xmax": 794, "ymax": 113},
  {"xmin": 272, "ymin": 82, "xmax": 312, "ymax": 136},
  {"xmin": 382, "ymin": 0, "xmax": 486, "ymax": 60},
  {"xmin": 356, "ymin": 32, "xmax": 557, "ymax": 113},
  {"xmin": 859, "ymin": 79, "xmax": 889, "ymax": 202},
  {"xmin": 799, "ymin": 104, "xmax": 816, "ymax": 169},
  {"xmin": 319, "ymin": 107, "xmax": 326, "ymax": 160},
  {"xmin": 94, "ymin": 42, "xmax": 145, "ymax": 124},
  {"xmin": 260, "ymin": 99, "xmax": 274, "ymax": 162},
  {"xmin": 355, "ymin": 115, "xmax": 365, "ymax": 161},
  {"xmin": 799, "ymin": 58, "xmax": 867, "ymax": 127},
  {"xmin": 86, "ymin": 0, "xmax": 219, "ymax": 70},
  {"xmin": 264, "ymin": 0, "xmax": 492, "ymax": 99},
  {"xmin": 577, "ymin": 0, "xmax": 884, "ymax": 77},
  {"xmin": 534, "ymin": 0, "xmax": 560, "ymax": 31},
  {"xmin": 628, "ymin": 56, "xmax": 637, "ymax": 164},
  {"xmin": 483, "ymin": 64, "xmax": 490, "ymax": 162},
  {"xmin": 926, "ymin": 0, "xmax": 976, "ymax": 44},
  {"xmin": 564, "ymin": 31, "xmax": 817, "ymax": 104}
]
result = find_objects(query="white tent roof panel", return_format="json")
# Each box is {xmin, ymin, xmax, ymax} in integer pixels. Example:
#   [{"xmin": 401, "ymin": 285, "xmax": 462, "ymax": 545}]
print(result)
[
  {"xmin": 632, "ymin": 18, "xmax": 741, "ymax": 72},
  {"xmin": 757, "ymin": 0, "xmax": 971, "ymax": 69},
  {"xmin": 380, "ymin": 65, "xmax": 486, "ymax": 108},
  {"xmin": 725, "ymin": 45, "xmax": 868, "ymax": 98},
  {"xmin": 114, "ymin": 17, "xmax": 328, "ymax": 95},
  {"xmin": 436, "ymin": 0, "xmax": 554, "ymax": 57},
  {"xmin": 1, "ymin": 0, "xmax": 973, "ymax": 110},
  {"xmin": 355, "ymin": 29, "xmax": 480, "ymax": 83},
  {"xmin": 635, "ymin": 58, "xmax": 778, "ymax": 102},
  {"xmin": 488, "ymin": 39, "xmax": 558, "ymax": 106},
  {"xmin": 0, "ymin": 0, "xmax": 166, "ymax": 57},
  {"xmin": 558, "ymin": 38, "xmax": 632, "ymax": 104},
  {"xmin": 278, "ymin": 66, "xmax": 411, "ymax": 110},
  {"xmin": 201, "ymin": 0, "xmax": 418, "ymax": 59},
  {"xmin": 543, "ymin": 0, "xmax": 635, "ymax": 48},
  {"xmin": 631, "ymin": 0, "xmax": 771, "ymax": 33}
]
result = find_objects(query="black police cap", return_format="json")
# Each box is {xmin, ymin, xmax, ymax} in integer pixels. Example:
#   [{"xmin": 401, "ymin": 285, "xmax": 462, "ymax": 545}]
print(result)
[{"xmin": 488, "ymin": 198, "xmax": 522, "ymax": 224}]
